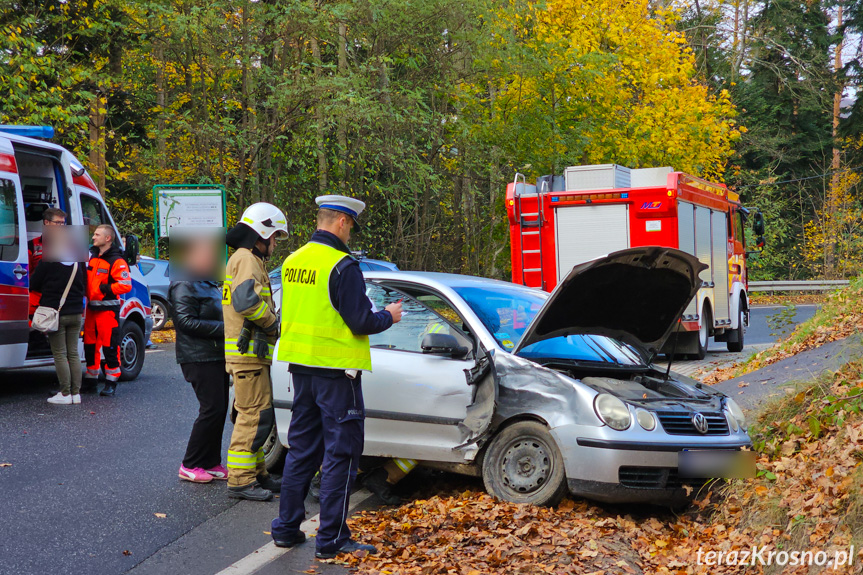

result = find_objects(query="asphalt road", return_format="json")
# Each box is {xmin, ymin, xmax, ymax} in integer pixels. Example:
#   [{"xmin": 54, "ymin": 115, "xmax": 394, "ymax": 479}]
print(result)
[
  {"xmin": 0, "ymin": 345, "xmax": 305, "ymax": 575},
  {"xmin": 0, "ymin": 304, "xmax": 819, "ymax": 575},
  {"xmin": 743, "ymin": 304, "xmax": 819, "ymax": 345}
]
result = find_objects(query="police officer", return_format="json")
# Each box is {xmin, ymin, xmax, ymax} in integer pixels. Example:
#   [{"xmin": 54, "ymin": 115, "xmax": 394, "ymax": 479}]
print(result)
[
  {"xmin": 270, "ymin": 195, "xmax": 402, "ymax": 559},
  {"xmin": 223, "ymin": 203, "xmax": 287, "ymax": 501}
]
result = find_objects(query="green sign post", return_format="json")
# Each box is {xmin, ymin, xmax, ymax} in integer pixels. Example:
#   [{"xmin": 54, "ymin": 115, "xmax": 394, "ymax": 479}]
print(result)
[{"xmin": 151, "ymin": 184, "xmax": 227, "ymax": 258}]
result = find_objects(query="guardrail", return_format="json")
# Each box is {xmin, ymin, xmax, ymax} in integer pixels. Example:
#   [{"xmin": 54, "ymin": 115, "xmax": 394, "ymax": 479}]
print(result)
[{"xmin": 749, "ymin": 280, "xmax": 851, "ymax": 292}]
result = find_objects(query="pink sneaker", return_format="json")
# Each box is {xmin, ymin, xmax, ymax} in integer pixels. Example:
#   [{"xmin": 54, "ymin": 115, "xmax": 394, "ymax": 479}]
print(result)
[
  {"xmin": 179, "ymin": 465, "xmax": 213, "ymax": 483},
  {"xmin": 204, "ymin": 464, "xmax": 229, "ymax": 481}
]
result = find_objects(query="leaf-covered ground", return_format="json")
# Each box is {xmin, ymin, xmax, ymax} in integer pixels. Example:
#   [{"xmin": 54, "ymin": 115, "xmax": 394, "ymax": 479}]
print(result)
[
  {"xmin": 703, "ymin": 279, "xmax": 863, "ymax": 385},
  {"xmin": 334, "ymin": 360, "xmax": 863, "ymax": 575}
]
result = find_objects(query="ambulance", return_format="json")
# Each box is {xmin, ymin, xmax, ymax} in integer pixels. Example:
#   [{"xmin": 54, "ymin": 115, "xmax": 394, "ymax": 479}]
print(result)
[
  {"xmin": 506, "ymin": 164, "xmax": 765, "ymax": 359},
  {"xmin": 0, "ymin": 125, "xmax": 152, "ymax": 380}
]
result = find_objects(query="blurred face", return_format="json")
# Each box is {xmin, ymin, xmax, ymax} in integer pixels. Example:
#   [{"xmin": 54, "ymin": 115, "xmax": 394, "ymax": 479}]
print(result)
[{"xmin": 92, "ymin": 227, "xmax": 112, "ymax": 250}]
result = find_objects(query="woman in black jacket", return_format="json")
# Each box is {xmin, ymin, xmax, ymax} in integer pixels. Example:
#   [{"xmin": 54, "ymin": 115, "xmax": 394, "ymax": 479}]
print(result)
[
  {"xmin": 30, "ymin": 210, "xmax": 87, "ymax": 405},
  {"xmin": 169, "ymin": 276, "xmax": 230, "ymax": 484}
]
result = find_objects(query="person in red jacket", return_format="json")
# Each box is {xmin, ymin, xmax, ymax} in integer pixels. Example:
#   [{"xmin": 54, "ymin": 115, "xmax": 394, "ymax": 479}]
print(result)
[{"xmin": 82, "ymin": 224, "xmax": 132, "ymax": 396}]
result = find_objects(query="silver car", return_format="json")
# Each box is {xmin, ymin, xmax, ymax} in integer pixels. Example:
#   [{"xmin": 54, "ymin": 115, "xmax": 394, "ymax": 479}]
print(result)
[{"xmin": 271, "ymin": 247, "xmax": 752, "ymax": 505}]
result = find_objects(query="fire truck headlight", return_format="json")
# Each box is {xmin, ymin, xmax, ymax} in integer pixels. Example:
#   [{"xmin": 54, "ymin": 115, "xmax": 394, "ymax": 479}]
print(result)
[
  {"xmin": 635, "ymin": 408, "xmax": 656, "ymax": 431},
  {"xmin": 726, "ymin": 398, "xmax": 746, "ymax": 430},
  {"xmin": 594, "ymin": 394, "xmax": 631, "ymax": 431}
]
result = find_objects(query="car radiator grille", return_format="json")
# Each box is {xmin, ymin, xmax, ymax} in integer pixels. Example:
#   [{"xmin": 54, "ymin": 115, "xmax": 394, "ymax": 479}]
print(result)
[
  {"xmin": 618, "ymin": 467, "xmax": 705, "ymax": 490},
  {"xmin": 655, "ymin": 411, "xmax": 729, "ymax": 435}
]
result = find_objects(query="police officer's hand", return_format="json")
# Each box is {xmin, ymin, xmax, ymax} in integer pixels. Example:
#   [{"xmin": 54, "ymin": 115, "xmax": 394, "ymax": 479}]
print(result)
[
  {"xmin": 252, "ymin": 328, "xmax": 270, "ymax": 359},
  {"xmin": 237, "ymin": 319, "xmax": 254, "ymax": 354},
  {"xmin": 385, "ymin": 301, "xmax": 403, "ymax": 323}
]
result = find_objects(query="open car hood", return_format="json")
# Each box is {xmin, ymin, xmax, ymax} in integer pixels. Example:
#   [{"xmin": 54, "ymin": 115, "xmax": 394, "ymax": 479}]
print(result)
[{"xmin": 513, "ymin": 247, "xmax": 706, "ymax": 355}]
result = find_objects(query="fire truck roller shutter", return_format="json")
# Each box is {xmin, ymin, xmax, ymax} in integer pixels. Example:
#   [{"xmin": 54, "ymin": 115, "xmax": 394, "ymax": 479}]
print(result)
[
  {"xmin": 711, "ymin": 210, "xmax": 730, "ymax": 324},
  {"xmin": 554, "ymin": 204, "xmax": 629, "ymax": 282},
  {"xmin": 694, "ymin": 206, "xmax": 715, "ymax": 331},
  {"xmin": 677, "ymin": 202, "xmax": 697, "ymax": 319}
]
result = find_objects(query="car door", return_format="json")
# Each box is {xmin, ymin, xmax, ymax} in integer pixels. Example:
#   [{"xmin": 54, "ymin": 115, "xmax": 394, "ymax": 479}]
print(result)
[
  {"xmin": 362, "ymin": 282, "xmax": 477, "ymax": 463},
  {"xmin": 0, "ymin": 174, "xmax": 29, "ymax": 367}
]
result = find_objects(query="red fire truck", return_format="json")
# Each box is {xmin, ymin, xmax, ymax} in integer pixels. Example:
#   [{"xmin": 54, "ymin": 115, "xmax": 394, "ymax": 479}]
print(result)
[{"xmin": 506, "ymin": 164, "xmax": 763, "ymax": 359}]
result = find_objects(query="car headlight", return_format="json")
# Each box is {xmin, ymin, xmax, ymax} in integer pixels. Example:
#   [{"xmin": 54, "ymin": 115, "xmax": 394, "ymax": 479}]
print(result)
[
  {"xmin": 635, "ymin": 408, "xmax": 655, "ymax": 431},
  {"xmin": 726, "ymin": 411, "xmax": 739, "ymax": 432},
  {"xmin": 594, "ymin": 394, "xmax": 631, "ymax": 431},
  {"xmin": 726, "ymin": 398, "xmax": 745, "ymax": 430}
]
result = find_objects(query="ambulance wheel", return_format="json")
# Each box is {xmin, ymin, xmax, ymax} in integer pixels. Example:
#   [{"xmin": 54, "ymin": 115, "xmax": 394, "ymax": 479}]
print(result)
[
  {"xmin": 118, "ymin": 321, "xmax": 145, "ymax": 381},
  {"xmin": 482, "ymin": 421, "xmax": 568, "ymax": 506},
  {"xmin": 263, "ymin": 423, "xmax": 287, "ymax": 473},
  {"xmin": 727, "ymin": 309, "xmax": 745, "ymax": 353},
  {"xmin": 694, "ymin": 307, "xmax": 711, "ymax": 360}
]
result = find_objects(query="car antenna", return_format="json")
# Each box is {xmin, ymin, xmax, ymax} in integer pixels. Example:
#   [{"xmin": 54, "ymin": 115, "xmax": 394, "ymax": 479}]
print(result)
[{"xmin": 664, "ymin": 318, "xmax": 682, "ymax": 382}]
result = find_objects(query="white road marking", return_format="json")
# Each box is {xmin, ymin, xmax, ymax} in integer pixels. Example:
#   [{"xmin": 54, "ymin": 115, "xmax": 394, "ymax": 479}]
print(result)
[{"xmin": 213, "ymin": 489, "xmax": 374, "ymax": 575}]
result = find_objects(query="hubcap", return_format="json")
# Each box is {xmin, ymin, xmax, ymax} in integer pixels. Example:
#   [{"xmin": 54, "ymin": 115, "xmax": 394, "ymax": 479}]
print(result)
[
  {"xmin": 152, "ymin": 304, "xmax": 165, "ymax": 326},
  {"xmin": 699, "ymin": 318, "xmax": 709, "ymax": 347},
  {"xmin": 500, "ymin": 438, "xmax": 551, "ymax": 494},
  {"xmin": 121, "ymin": 333, "xmax": 138, "ymax": 368}
]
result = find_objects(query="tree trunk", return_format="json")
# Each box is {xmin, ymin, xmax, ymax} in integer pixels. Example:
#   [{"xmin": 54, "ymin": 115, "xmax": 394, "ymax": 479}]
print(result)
[{"xmin": 311, "ymin": 36, "xmax": 328, "ymax": 193}]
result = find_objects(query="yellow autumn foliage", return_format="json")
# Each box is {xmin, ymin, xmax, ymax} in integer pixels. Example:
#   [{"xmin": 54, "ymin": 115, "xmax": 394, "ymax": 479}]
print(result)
[{"xmin": 460, "ymin": 0, "xmax": 740, "ymax": 180}]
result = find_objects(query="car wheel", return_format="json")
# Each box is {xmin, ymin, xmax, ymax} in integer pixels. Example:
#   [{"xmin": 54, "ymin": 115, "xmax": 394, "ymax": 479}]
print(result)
[
  {"xmin": 151, "ymin": 298, "xmax": 170, "ymax": 331},
  {"xmin": 118, "ymin": 321, "xmax": 145, "ymax": 381},
  {"xmin": 263, "ymin": 422, "xmax": 287, "ymax": 474},
  {"xmin": 482, "ymin": 421, "xmax": 568, "ymax": 506},
  {"xmin": 694, "ymin": 306, "xmax": 711, "ymax": 360},
  {"xmin": 727, "ymin": 308, "xmax": 745, "ymax": 353}
]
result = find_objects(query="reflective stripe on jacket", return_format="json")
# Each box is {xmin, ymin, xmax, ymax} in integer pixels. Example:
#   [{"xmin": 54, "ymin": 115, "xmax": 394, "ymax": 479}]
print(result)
[
  {"xmin": 222, "ymin": 247, "xmax": 276, "ymax": 366},
  {"xmin": 276, "ymin": 242, "xmax": 372, "ymax": 371},
  {"xmin": 86, "ymin": 245, "xmax": 131, "ymax": 311}
]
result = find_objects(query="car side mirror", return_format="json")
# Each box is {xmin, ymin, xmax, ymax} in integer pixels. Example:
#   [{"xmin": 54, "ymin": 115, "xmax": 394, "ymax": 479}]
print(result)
[
  {"xmin": 421, "ymin": 332, "xmax": 468, "ymax": 358},
  {"xmin": 753, "ymin": 211, "xmax": 765, "ymax": 236},
  {"xmin": 124, "ymin": 233, "xmax": 140, "ymax": 265}
]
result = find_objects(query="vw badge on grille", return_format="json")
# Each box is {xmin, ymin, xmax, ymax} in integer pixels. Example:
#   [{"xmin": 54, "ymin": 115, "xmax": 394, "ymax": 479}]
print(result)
[{"xmin": 691, "ymin": 412, "xmax": 709, "ymax": 434}]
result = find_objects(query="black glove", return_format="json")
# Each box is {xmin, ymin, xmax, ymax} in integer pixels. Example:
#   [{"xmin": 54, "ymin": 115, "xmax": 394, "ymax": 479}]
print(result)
[
  {"xmin": 236, "ymin": 319, "xmax": 254, "ymax": 355},
  {"xmin": 100, "ymin": 284, "xmax": 113, "ymax": 298},
  {"xmin": 263, "ymin": 318, "xmax": 279, "ymax": 337},
  {"xmin": 252, "ymin": 328, "xmax": 270, "ymax": 360}
]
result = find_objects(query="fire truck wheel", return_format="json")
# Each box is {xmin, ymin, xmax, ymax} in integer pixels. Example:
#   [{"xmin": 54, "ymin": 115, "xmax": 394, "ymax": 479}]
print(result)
[
  {"xmin": 482, "ymin": 421, "xmax": 568, "ymax": 506},
  {"xmin": 694, "ymin": 307, "xmax": 711, "ymax": 360},
  {"xmin": 727, "ymin": 309, "xmax": 745, "ymax": 353}
]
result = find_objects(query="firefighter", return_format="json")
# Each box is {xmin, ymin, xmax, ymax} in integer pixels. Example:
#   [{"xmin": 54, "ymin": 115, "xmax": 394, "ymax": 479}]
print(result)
[
  {"xmin": 223, "ymin": 203, "xmax": 287, "ymax": 501},
  {"xmin": 82, "ymin": 224, "xmax": 132, "ymax": 396},
  {"xmin": 270, "ymin": 195, "xmax": 402, "ymax": 559}
]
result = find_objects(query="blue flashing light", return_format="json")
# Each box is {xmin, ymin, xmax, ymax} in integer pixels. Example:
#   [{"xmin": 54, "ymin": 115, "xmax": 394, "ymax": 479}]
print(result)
[
  {"xmin": 621, "ymin": 193, "xmax": 629, "ymax": 198},
  {"xmin": 551, "ymin": 196, "xmax": 560, "ymax": 202},
  {"xmin": 0, "ymin": 125, "xmax": 55, "ymax": 139}
]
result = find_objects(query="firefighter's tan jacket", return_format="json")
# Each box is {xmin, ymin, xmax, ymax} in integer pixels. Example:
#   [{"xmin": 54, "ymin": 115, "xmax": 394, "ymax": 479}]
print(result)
[{"xmin": 222, "ymin": 248, "xmax": 277, "ymax": 366}]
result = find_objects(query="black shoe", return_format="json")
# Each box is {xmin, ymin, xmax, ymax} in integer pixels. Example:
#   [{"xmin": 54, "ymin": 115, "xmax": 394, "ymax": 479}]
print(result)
[
  {"xmin": 362, "ymin": 468, "xmax": 401, "ymax": 505},
  {"xmin": 257, "ymin": 474, "xmax": 282, "ymax": 493},
  {"xmin": 273, "ymin": 530, "xmax": 306, "ymax": 548},
  {"xmin": 81, "ymin": 379, "xmax": 98, "ymax": 393},
  {"xmin": 228, "ymin": 482, "xmax": 273, "ymax": 501},
  {"xmin": 309, "ymin": 470, "xmax": 322, "ymax": 501},
  {"xmin": 315, "ymin": 539, "xmax": 378, "ymax": 559},
  {"xmin": 100, "ymin": 384, "xmax": 116, "ymax": 397}
]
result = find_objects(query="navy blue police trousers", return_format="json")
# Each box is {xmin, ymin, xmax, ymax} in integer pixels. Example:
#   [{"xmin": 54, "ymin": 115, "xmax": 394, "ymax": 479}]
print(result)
[{"xmin": 271, "ymin": 371, "xmax": 364, "ymax": 553}]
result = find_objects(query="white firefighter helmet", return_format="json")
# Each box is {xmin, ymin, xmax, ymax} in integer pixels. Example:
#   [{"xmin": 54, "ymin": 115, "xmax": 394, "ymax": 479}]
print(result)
[{"xmin": 239, "ymin": 203, "xmax": 288, "ymax": 240}]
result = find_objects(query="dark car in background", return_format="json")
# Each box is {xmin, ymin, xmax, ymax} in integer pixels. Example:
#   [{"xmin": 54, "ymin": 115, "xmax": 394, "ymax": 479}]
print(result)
[{"xmin": 138, "ymin": 256, "xmax": 171, "ymax": 330}]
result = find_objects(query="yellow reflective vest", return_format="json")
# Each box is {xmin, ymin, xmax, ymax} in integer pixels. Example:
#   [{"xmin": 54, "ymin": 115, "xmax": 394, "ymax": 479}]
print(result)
[{"xmin": 277, "ymin": 242, "xmax": 372, "ymax": 371}]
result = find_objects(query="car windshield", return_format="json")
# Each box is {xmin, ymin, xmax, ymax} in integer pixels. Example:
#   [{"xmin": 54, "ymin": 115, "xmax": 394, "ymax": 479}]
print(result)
[{"xmin": 453, "ymin": 285, "xmax": 646, "ymax": 366}]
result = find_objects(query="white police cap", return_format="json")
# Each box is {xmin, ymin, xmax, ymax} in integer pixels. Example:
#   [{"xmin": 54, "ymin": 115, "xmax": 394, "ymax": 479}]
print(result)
[{"xmin": 315, "ymin": 195, "xmax": 366, "ymax": 224}]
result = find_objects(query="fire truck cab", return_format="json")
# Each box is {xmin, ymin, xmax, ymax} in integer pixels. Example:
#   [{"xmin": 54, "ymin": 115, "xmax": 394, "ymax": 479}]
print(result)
[{"xmin": 506, "ymin": 164, "xmax": 757, "ymax": 359}]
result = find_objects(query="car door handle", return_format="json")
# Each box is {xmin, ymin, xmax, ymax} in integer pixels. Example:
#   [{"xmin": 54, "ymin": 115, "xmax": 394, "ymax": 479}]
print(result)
[{"xmin": 13, "ymin": 264, "xmax": 26, "ymax": 280}]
